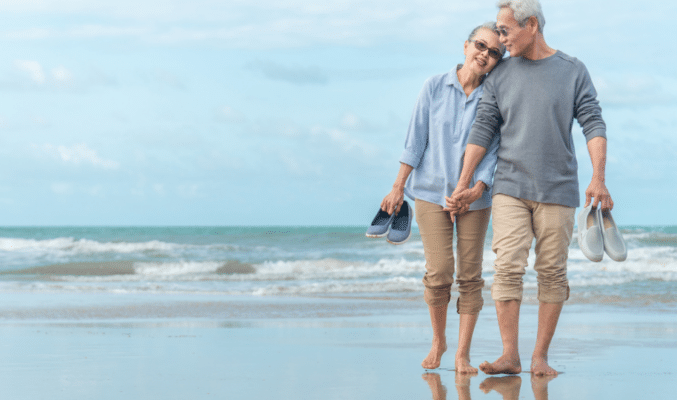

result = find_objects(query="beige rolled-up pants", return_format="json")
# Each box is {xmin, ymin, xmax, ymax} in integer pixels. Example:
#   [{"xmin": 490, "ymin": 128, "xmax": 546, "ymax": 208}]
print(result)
[
  {"xmin": 415, "ymin": 199, "xmax": 490, "ymax": 314},
  {"xmin": 490, "ymin": 194, "xmax": 575, "ymax": 303}
]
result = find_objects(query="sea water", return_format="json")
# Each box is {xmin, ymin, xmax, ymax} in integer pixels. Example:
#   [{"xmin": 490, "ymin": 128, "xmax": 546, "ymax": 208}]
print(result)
[{"xmin": 0, "ymin": 226, "xmax": 675, "ymax": 304}]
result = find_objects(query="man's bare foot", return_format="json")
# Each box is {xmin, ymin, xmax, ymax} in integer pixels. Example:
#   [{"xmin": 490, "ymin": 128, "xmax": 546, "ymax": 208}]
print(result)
[
  {"xmin": 454, "ymin": 355, "xmax": 478, "ymax": 374},
  {"xmin": 479, "ymin": 376, "xmax": 522, "ymax": 399},
  {"xmin": 530, "ymin": 356, "xmax": 558, "ymax": 376},
  {"xmin": 422, "ymin": 373, "xmax": 447, "ymax": 400},
  {"xmin": 422, "ymin": 340, "xmax": 447, "ymax": 369},
  {"xmin": 479, "ymin": 354, "xmax": 522, "ymax": 375}
]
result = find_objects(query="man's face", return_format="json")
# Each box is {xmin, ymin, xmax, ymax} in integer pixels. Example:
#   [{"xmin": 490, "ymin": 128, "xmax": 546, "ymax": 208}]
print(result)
[{"xmin": 496, "ymin": 7, "xmax": 532, "ymax": 57}]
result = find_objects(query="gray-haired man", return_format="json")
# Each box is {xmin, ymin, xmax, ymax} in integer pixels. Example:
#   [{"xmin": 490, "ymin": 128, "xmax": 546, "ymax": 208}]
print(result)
[{"xmin": 446, "ymin": 0, "xmax": 613, "ymax": 376}]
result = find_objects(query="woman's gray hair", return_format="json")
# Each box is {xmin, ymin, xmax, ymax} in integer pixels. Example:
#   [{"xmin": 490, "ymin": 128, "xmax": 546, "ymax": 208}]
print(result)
[
  {"xmin": 497, "ymin": 0, "xmax": 546, "ymax": 33},
  {"xmin": 468, "ymin": 22, "xmax": 507, "ymax": 57}
]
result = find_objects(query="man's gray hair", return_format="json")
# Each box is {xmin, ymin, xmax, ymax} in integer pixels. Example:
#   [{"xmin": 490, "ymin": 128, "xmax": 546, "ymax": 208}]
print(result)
[
  {"xmin": 468, "ymin": 22, "xmax": 507, "ymax": 57},
  {"xmin": 497, "ymin": 0, "xmax": 546, "ymax": 33}
]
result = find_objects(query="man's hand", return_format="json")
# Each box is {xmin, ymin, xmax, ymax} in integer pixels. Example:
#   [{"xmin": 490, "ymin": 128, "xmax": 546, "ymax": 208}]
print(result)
[
  {"xmin": 585, "ymin": 178, "xmax": 613, "ymax": 210},
  {"xmin": 444, "ymin": 182, "xmax": 486, "ymax": 222}
]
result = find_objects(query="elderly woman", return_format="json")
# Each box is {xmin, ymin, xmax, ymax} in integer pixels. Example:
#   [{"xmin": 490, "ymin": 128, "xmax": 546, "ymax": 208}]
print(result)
[{"xmin": 380, "ymin": 23, "xmax": 504, "ymax": 372}]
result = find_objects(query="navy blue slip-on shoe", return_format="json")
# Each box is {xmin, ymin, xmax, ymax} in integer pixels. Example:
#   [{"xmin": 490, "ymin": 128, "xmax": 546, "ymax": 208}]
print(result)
[
  {"xmin": 366, "ymin": 206, "xmax": 396, "ymax": 238},
  {"xmin": 386, "ymin": 200, "xmax": 413, "ymax": 245}
]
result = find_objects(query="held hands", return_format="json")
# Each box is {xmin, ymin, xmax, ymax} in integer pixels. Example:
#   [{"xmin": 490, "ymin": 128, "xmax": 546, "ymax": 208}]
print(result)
[
  {"xmin": 585, "ymin": 178, "xmax": 614, "ymax": 210},
  {"xmin": 443, "ymin": 182, "xmax": 486, "ymax": 222},
  {"xmin": 381, "ymin": 185, "xmax": 405, "ymax": 215}
]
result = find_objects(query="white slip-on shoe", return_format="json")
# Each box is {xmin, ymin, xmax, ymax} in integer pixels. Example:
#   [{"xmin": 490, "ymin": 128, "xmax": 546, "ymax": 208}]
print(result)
[
  {"xmin": 577, "ymin": 205, "xmax": 604, "ymax": 262},
  {"xmin": 599, "ymin": 208, "xmax": 627, "ymax": 262}
]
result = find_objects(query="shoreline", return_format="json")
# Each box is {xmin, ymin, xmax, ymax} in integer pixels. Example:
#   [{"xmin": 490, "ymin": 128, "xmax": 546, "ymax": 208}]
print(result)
[
  {"xmin": 1, "ymin": 294, "xmax": 676, "ymax": 399},
  {"xmin": 2, "ymin": 299, "xmax": 676, "ymax": 400}
]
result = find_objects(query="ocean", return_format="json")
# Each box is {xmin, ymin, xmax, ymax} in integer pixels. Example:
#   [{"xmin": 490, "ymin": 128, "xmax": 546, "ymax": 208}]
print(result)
[{"xmin": 1, "ymin": 225, "xmax": 675, "ymax": 306}]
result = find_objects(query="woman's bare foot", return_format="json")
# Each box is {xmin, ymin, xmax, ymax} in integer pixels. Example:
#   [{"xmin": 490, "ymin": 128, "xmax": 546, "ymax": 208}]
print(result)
[
  {"xmin": 454, "ymin": 354, "xmax": 478, "ymax": 374},
  {"xmin": 422, "ymin": 340, "xmax": 447, "ymax": 369},
  {"xmin": 530, "ymin": 356, "xmax": 558, "ymax": 376},
  {"xmin": 479, "ymin": 354, "xmax": 522, "ymax": 375}
]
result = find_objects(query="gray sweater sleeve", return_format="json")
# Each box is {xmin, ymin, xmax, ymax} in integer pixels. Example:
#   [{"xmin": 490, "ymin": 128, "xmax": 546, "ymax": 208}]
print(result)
[
  {"xmin": 467, "ymin": 75, "xmax": 501, "ymax": 149},
  {"xmin": 574, "ymin": 63, "xmax": 606, "ymax": 141}
]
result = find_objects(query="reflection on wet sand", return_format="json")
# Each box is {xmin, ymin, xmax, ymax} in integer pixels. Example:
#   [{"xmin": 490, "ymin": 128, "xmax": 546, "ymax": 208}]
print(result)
[
  {"xmin": 422, "ymin": 372, "xmax": 558, "ymax": 400},
  {"xmin": 480, "ymin": 376, "xmax": 522, "ymax": 399},
  {"xmin": 422, "ymin": 373, "xmax": 447, "ymax": 400},
  {"xmin": 530, "ymin": 374, "xmax": 557, "ymax": 400}
]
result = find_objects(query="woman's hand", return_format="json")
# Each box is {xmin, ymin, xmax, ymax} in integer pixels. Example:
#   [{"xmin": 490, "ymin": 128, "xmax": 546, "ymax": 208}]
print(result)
[
  {"xmin": 443, "ymin": 181, "xmax": 486, "ymax": 222},
  {"xmin": 381, "ymin": 185, "xmax": 405, "ymax": 215}
]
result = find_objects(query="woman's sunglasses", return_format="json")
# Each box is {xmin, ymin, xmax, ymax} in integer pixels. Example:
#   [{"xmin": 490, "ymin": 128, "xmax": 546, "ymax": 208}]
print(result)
[{"xmin": 470, "ymin": 40, "xmax": 502, "ymax": 60}]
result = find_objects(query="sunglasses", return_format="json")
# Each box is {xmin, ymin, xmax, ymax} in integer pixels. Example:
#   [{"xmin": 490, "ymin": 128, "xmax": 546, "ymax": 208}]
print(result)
[{"xmin": 470, "ymin": 40, "xmax": 502, "ymax": 60}]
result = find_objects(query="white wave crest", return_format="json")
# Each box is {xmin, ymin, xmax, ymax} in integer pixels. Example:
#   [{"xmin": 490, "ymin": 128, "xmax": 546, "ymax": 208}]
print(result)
[
  {"xmin": 251, "ymin": 277, "xmax": 423, "ymax": 296},
  {"xmin": 134, "ymin": 261, "xmax": 223, "ymax": 276},
  {"xmin": 255, "ymin": 258, "xmax": 424, "ymax": 280},
  {"xmin": 0, "ymin": 237, "xmax": 184, "ymax": 255}
]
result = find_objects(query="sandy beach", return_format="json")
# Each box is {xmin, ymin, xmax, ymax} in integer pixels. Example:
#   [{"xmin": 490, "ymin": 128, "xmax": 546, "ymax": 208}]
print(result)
[{"xmin": 1, "ymin": 293, "xmax": 676, "ymax": 399}]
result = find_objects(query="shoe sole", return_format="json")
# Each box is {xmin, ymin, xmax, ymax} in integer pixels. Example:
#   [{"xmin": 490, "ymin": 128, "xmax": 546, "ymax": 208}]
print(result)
[
  {"xmin": 365, "ymin": 231, "xmax": 388, "ymax": 238},
  {"xmin": 386, "ymin": 232, "xmax": 411, "ymax": 245}
]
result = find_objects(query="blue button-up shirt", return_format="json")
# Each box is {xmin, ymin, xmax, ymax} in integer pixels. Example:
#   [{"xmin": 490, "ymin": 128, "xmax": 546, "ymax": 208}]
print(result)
[{"xmin": 400, "ymin": 67, "xmax": 499, "ymax": 211}]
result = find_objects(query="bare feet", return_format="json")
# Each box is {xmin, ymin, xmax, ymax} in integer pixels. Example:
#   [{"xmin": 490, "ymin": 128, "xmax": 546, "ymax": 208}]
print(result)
[
  {"xmin": 479, "ymin": 376, "xmax": 522, "ymax": 400},
  {"xmin": 422, "ymin": 373, "xmax": 447, "ymax": 400},
  {"xmin": 479, "ymin": 354, "xmax": 522, "ymax": 375},
  {"xmin": 530, "ymin": 356, "xmax": 558, "ymax": 376},
  {"xmin": 454, "ymin": 354, "xmax": 478, "ymax": 374},
  {"xmin": 422, "ymin": 340, "xmax": 447, "ymax": 369}
]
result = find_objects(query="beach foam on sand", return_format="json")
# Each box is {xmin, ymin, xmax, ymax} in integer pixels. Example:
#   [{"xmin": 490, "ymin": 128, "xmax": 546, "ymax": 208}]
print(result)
[{"xmin": 1, "ymin": 293, "xmax": 676, "ymax": 399}]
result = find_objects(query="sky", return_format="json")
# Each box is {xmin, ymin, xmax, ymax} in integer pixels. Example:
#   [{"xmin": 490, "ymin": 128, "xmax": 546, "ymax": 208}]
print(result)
[{"xmin": 0, "ymin": 0, "xmax": 675, "ymax": 226}]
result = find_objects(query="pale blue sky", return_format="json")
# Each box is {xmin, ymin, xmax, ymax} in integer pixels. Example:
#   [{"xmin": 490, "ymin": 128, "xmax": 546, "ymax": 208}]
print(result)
[{"xmin": 0, "ymin": 0, "xmax": 675, "ymax": 226}]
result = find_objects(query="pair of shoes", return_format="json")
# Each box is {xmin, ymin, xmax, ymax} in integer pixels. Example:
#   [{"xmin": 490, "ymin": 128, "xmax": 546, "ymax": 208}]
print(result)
[
  {"xmin": 365, "ymin": 200, "xmax": 413, "ymax": 245},
  {"xmin": 577, "ymin": 205, "xmax": 627, "ymax": 262}
]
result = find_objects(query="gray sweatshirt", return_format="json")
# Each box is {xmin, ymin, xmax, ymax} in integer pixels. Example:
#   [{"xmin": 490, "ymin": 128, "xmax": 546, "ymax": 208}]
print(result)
[{"xmin": 468, "ymin": 50, "xmax": 606, "ymax": 208}]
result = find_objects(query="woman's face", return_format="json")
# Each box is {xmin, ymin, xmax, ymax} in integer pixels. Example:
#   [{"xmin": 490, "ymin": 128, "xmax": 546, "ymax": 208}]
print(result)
[{"xmin": 463, "ymin": 28, "xmax": 502, "ymax": 75}]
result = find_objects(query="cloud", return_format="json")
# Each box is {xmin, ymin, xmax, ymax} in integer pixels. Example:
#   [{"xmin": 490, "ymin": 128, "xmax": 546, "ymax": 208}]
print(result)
[
  {"xmin": 51, "ymin": 182, "xmax": 73, "ymax": 195},
  {"xmin": 246, "ymin": 60, "xmax": 329, "ymax": 85},
  {"xmin": 14, "ymin": 60, "xmax": 46, "ymax": 84},
  {"xmin": 52, "ymin": 66, "xmax": 74, "ymax": 87},
  {"xmin": 217, "ymin": 106, "xmax": 246, "ymax": 123},
  {"xmin": 339, "ymin": 112, "xmax": 374, "ymax": 131},
  {"xmin": 40, "ymin": 143, "xmax": 120, "ymax": 169},
  {"xmin": 309, "ymin": 125, "xmax": 375, "ymax": 155},
  {"xmin": 11, "ymin": 60, "xmax": 76, "ymax": 89},
  {"xmin": 593, "ymin": 73, "xmax": 677, "ymax": 107}
]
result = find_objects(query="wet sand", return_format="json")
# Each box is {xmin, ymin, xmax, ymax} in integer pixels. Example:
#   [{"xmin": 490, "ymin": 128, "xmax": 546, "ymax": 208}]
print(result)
[{"xmin": 1, "ymin": 294, "xmax": 676, "ymax": 399}]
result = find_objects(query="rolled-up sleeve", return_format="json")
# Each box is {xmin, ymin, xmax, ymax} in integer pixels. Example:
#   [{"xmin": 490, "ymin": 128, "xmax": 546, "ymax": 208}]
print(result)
[
  {"xmin": 574, "ymin": 64, "xmax": 606, "ymax": 142},
  {"xmin": 399, "ymin": 80, "xmax": 431, "ymax": 168}
]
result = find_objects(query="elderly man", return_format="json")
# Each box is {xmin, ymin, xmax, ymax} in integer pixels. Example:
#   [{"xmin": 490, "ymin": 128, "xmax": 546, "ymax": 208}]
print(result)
[{"xmin": 446, "ymin": 0, "xmax": 613, "ymax": 376}]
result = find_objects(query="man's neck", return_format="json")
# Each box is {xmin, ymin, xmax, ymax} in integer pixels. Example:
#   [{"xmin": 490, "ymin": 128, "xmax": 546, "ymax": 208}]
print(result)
[{"xmin": 522, "ymin": 34, "xmax": 556, "ymax": 60}]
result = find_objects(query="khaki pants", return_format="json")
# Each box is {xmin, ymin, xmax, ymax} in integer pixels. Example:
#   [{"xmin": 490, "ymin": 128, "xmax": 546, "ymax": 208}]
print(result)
[
  {"xmin": 415, "ymin": 199, "xmax": 490, "ymax": 314},
  {"xmin": 490, "ymin": 194, "xmax": 575, "ymax": 303}
]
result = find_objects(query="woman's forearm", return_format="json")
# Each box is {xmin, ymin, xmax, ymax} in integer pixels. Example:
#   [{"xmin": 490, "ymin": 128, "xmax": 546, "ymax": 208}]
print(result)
[{"xmin": 393, "ymin": 163, "xmax": 414, "ymax": 191}]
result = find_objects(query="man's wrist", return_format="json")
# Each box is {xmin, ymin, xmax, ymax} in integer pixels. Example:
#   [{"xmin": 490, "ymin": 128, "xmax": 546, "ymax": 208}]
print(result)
[{"xmin": 591, "ymin": 175, "xmax": 606, "ymax": 184}]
